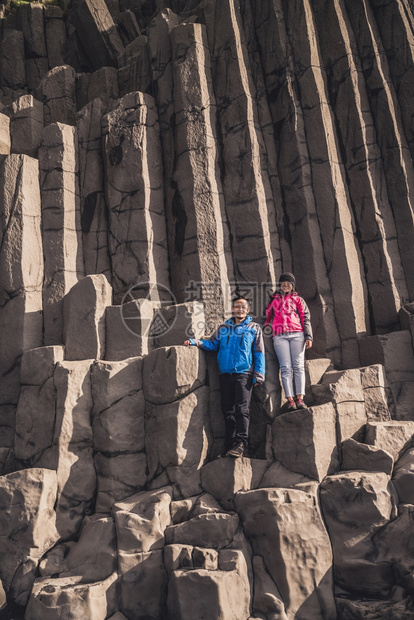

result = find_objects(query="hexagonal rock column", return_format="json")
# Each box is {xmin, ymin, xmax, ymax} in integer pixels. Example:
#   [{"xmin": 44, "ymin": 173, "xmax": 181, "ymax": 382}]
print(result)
[
  {"xmin": 35, "ymin": 65, "xmax": 77, "ymax": 126},
  {"xmin": 272, "ymin": 403, "xmax": 338, "ymax": 481},
  {"xmin": 0, "ymin": 29, "xmax": 26, "ymax": 90},
  {"xmin": 0, "ymin": 468, "xmax": 59, "ymax": 605},
  {"xmin": 359, "ymin": 332, "xmax": 414, "ymax": 420},
  {"xmin": 19, "ymin": 3, "xmax": 49, "ymax": 90},
  {"xmin": 283, "ymin": 0, "xmax": 369, "ymax": 368},
  {"xmin": 320, "ymin": 471, "xmax": 394, "ymax": 598},
  {"xmin": 38, "ymin": 122, "xmax": 84, "ymax": 346},
  {"xmin": 344, "ymin": 0, "xmax": 414, "ymax": 300},
  {"xmin": 70, "ymin": 0, "xmax": 124, "ymax": 70},
  {"xmin": 168, "ymin": 22, "xmax": 233, "ymax": 324},
  {"xmin": 311, "ymin": 0, "xmax": 408, "ymax": 333},
  {"xmin": 251, "ymin": 0, "xmax": 341, "ymax": 364},
  {"xmin": 0, "ymin": 154, "xmax": 44, "ymax": 449},
  {"xmin": 113, "ymin": 487, "xmax": 172, "ymax": 620},
  {"xmin": 14, "ymin": 345, "xmax": 64, "ymax": 468},
  {"xmin": 76, "ymin": 98, "xmax": 111, "ymax": 279},
  {"xmin": 206, "ymin": 0, "xmax": 282, "ymax": 288},
  {"xmin": 359, "ymin": 364, "xmax": 393, "ymax": 422},
  {"xmin": 102, "ymin": 92, "xmax": 170, "ymax": 304},
  {"xmin": 63, "ymin": 274, "xmax": 112, "ymax": 361},
  {"xmin": 167, "ymin": 549, "xmax": 250, "ymax": 620},
  {"xmin": 104, "ymin": 298, "xmax": 154, "ymax": 361},
  {"xmin": 91, "ymin": 358, "xmax": 147, "ymax": 512},
  {"xmin": 235, "ymin": 487, "xmax": 337, "ymax": 620}
]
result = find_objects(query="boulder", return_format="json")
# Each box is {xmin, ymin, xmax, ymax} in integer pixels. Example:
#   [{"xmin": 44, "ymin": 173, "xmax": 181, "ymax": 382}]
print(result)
[
  {"xmin": 0, "ymin": 469, "xmax": 59, "ymax": 604},
  {"xmin": 63, "ymin": 274, "xmax": 112, "ymax": 360},
  {"xmin": 235, "ymin": 487, "xmax": 336, "ymax": 619},
  {"xmin": 272, "ymin": 403, "xmax": 338, "ymax": 481}
]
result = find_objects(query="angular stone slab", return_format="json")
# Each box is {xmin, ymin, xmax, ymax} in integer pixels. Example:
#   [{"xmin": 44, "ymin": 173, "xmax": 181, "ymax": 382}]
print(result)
[
  {"xmin": 8, "ymin": 95, "xmax": 43, "ymax": 158},
  {"xmin": 259, "ymin": 460, "xmax": 316, "ymax": 493},
  {"xmin": 272, "ymin": 403, "xmax": 338, "ymax": 481},
  {"xmin": 63, "ymin": 274, "xmax": 112, "ymax": 360},
  {"xmin": 341, "ymin": 438, "xmax": 394, "ymax": 476},
  {"xmin": 143, "ymin": 345, "xmax": 207, "ymax": 405},
  {"xmin": 359, "ymin": 364, "xmax": 392, "ymax": 422},
  {"xmin": 39, "ymin": 122, "xmax": 84, "ymax": 345},
  {"xmin": 235, "ymin": 487, "xmax": 336, "ymax": 620},
  {"xmin": 200, "ymin": 457, "xmax": 268, "ymax": 511},
  {"xmin": 102, "ymin": 91, "xmax": 170, "ymax": 303},
  {"xmin": 320, "ymin": 471, "xmax": 394, "ymax": 596},
  {"xmin": 0, "ymin": 468, "xmax": 59, "ymax": 602},
  {"xmin": 365, "ymin": 421, "xmax": 414, "ymax": 461},
  {"xmin": 152, "ymin": 301, "xmax": 205, "ymax": 349},
  {"xmin": 25, "ymin": 572, "xmax": 118, "ymax": 620},
  {"xmin": 165, "ymin": 513, "xmax": 239, "ymax": 549},
  {"xmin": 0, "ymin": 154, "xmax": 44, "ymax": 447}
]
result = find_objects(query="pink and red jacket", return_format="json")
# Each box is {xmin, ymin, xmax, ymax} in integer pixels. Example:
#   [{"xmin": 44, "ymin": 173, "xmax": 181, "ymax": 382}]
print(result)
[{"xmin": 264, "ymin": 291, "xmax": 313, "ymax": 340}]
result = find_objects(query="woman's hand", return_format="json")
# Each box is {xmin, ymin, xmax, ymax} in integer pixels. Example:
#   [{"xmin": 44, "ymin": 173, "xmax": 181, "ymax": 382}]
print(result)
[
  {"xmin": 305, "ymin": 339, "xmax": 313, "ymax": 349},
  {"xmin": 183, "ymin": 340, "xmax": 191, "ymax": 346}
]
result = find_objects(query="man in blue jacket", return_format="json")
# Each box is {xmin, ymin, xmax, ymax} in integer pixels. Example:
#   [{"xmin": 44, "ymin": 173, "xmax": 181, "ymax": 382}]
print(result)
[{"xmin": 184, "ymin": 296, "xmax": 265, "ymax": 458}]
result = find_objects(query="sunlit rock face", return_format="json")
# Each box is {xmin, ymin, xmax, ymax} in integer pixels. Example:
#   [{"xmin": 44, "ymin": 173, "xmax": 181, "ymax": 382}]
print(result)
[{"xmin": 2, "ymin": 0, "xmax": 414, "ymax": 618}]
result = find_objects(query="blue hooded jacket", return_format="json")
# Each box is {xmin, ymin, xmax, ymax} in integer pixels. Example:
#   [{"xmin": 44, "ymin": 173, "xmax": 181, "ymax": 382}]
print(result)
[{"xmin": 189, "ymin": 315, "xmax": 265, "ymax": 382}]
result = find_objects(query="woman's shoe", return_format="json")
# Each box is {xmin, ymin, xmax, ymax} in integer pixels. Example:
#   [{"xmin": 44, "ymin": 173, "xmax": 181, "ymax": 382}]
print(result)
[
  {"xmin": 295, "ymin": 398, "xmax": 306, "ymax": 410},
  {"xmin": 286, "ymin": 399, "xmax": 296, "ymax": 412}
]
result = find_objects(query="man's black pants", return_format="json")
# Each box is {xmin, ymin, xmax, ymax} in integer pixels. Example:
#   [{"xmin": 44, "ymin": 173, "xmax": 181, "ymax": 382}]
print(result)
[{"xmin": 219, "ymin": 372, "xmax": 253, "ymax": 450}]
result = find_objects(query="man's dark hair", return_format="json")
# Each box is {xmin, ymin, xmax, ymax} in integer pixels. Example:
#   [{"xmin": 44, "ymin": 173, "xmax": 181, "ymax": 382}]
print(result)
[{"xmin": 232, "ymin": 295, "xmax": 250, "ymax": 306}]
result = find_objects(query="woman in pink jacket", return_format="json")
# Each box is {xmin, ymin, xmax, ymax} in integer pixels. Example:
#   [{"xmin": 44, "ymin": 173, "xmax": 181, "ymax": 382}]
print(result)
[{"xmin": 264, "ymin": 273, "xmax": 313, "ymax": 411}]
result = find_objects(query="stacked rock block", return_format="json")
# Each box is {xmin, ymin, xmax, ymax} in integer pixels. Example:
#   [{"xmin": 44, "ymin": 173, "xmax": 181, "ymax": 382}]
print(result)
[{"xmin": 1, "ymin": 0, "xmax": 414, "ymax": 617}]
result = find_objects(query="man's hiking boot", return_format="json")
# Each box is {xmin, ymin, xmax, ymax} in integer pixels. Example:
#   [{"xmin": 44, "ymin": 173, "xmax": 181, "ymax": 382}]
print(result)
[{"xmin": 226, "ymin": 442, "xmax": 244, "ymax": 458}]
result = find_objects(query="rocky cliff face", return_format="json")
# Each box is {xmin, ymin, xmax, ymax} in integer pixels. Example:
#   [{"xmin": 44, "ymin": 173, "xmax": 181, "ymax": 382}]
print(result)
[{"xmin": 1, "ymin": 0, "xmax": 414, "ymax": 618}]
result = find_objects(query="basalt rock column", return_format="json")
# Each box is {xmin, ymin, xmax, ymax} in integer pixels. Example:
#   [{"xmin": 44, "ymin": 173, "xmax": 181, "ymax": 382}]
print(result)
[
  {"xmin": 38, "ymin": 122, "xmax": 84, "ymax": 345},
  {"xmin": 0, "ymin": 155, "xmax": 43, "ymax": 449},
  {"xmin": 76, "ymin": 98, "xmax": 111, "ymax": 278},
  {"xmin": 199, "ymin": 0, "xmax": 282, "ymax": 289},
  {"xmin": 344, "ymin": 0, "xmax": 414, "ymax": 300},
  {"xmin": 19, "ymin": 3, "xmax": 49, "ymax": 90},
  {"xmin": 102, "ymin": 92, "xmax": 170, "ymax": 303},
  {"xmin": 169, "ymin": 23, "xmax": 233, "ymax": 325},
  {"xmin": 284, "ymin": 0, "xmax": 369, "ymax": 367},
  {"xmin": 312, "ymin": 0, "xmax": 408, "ymax": 333},
  {"xmin": 252, "ymin": 0, "xmax": 341, "ymax": 364}
]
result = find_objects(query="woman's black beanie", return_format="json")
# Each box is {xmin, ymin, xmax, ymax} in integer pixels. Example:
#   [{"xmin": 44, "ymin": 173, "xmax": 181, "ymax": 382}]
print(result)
[{"xmin": 279, "ymin": 272, "xmax": 296, "ymax": 288}]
